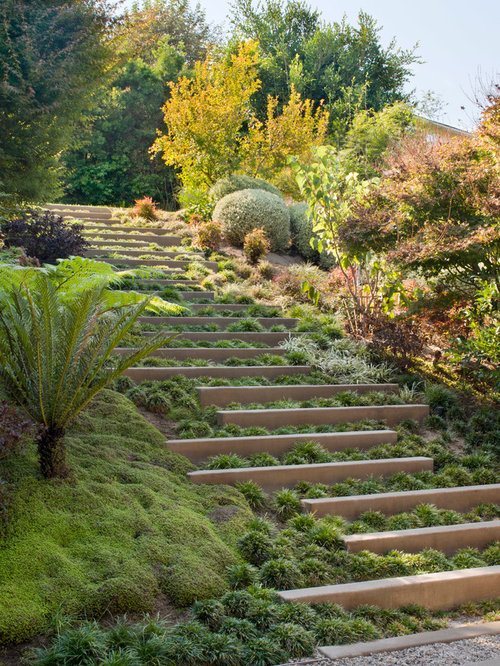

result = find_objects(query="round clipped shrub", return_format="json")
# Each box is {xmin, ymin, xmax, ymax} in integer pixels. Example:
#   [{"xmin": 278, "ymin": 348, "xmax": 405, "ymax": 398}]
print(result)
[
  {"xmin": 213, "ymin": 189, "xmax": 290, "ymax": 252},
  {"xmin": 289, "ymin": 202, "xmax": 334, "ymax": 268},
  {"xmin": 210, "ymin": 174, "xmax": 281, "ymax": 201}
]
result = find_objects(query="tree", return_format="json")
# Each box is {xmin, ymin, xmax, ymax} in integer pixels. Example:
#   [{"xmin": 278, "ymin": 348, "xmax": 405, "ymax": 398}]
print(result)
[
  {"xmin": 153, "ymin": 41, "xmax": 262, "ymax": 188},
  {"xmin": 117, "ymin": 0, "xmax": 219, "ymax": 65},
  {"xmin": 0, "ymin": 0, "xmax": 115, "ymax": 202},
  {"xmin": 0, "ymin": 267, "xmax": 172, "ymax": 478},
  {"xmin": 154, "ymin": 41, "xmax": 329, "ymax": 191},
  {"xmin": 231, "ymin": 1, "xmax": 419, "ymax": 139},
  {"xmin": 62, "ymin": 42, "xmax": 185, "ymax": 207}
]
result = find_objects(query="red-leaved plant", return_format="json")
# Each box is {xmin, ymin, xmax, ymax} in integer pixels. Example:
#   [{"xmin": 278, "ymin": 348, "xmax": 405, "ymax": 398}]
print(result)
[
  {"xmin": 243, "ymin": 228, "xmax": 270, "ymax": 264},
  {"xmin": 131, "ymin": 197, "xmax": 158, "ymax": 221}
]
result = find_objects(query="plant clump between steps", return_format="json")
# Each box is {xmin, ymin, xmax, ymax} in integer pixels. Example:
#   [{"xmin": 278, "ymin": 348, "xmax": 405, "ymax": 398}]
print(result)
[{"xmin": 213, "ymin": 188, "xmax": 291, "ymax": 251}]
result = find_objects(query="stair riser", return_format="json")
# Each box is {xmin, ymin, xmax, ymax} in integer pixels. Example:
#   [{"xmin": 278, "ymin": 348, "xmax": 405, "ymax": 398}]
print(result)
[
  {"xmin": 114, "ymin": 347, "xmax": 285, "ymax": 361},
  {"xmin": 217, "ymin": 404, "xmax": 430, "ymax": 428},
  {"xmin": 199, "ymin": 384, "xmax": 400, "ymax": 408},
  {"xmin": 138, "ymin": 317, "xmax": 298, "ymax": 329},
  {"xmin": 123, "ymin": 366, "xmax": 311, "ymax": 381},
  {"xmin": 83, "ymin": 232, "xmax": 180, "ymax": 246},
  {"xmin": 278, "ymin": 566, "xmax": 500, "ymax": 611},
  {"xmin": 345, "ymin": 520, "xmax": 500, "ymax": 555},
  {"xmin": 83, "ymin": 225, "xmax": 178, "ymax": 236},
  {"xmin": 86, "ymin": 249, "xmax": 202, "ymax": 259},
  {"xmin": 303, "ymin": 484, "xmax": 500, "ymax": 519},
  {"xmin": 96, "ymin": 257, "xmax": 218, "ymax": 270},
  {"xmin": 141, "ymin": 331, "xmax": 303, "ymax": 343},
  {"xmin": 167, "ymin": 430, "xmax": 398, "ymax": 464},
  {"xmin": 139, "ymin": 281, "xmax": 201, "ymax": 287},
  {"xmin": 188, "ymin": 457, "xmax": 433, "ymax": 491}
]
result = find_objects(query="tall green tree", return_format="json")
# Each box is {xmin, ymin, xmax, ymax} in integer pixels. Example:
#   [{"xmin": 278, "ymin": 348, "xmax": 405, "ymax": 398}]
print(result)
[
  {"xmin": 63, "ymin": 41, "xmax": 185, "ymax": 207},
  {"xmin": 231, "ymin": 1, "xmax": 420, "ymax": 141},
  {"xmin": 0, "ymin": 0, "xmax": 115, "ymax": 203}
]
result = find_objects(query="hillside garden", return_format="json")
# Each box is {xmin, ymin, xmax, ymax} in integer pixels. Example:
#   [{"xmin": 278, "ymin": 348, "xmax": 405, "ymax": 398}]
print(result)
[{"xmin": 0, "ymin": 1, "xmax": 499, "ymax": 665}]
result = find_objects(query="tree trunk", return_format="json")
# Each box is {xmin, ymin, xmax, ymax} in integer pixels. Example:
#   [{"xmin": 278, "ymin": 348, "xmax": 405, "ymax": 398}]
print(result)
[{"xmin": 36, "ymin": 426, "xmax": 69, "ymax": 479}]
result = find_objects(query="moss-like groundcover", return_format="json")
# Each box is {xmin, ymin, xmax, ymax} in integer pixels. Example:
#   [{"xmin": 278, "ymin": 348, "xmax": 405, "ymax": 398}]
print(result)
[{"xmin": 0, "ymin": 390, "xmax": 251, "ymax": 644}]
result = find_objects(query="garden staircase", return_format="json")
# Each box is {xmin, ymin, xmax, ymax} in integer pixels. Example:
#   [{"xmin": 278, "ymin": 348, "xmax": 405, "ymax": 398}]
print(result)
[{"xmin": 57, "ymin": 202, "xmax": 500, "ymax": 651}]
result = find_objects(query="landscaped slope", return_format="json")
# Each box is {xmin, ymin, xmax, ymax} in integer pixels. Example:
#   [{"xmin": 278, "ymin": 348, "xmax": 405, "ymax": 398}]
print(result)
[{"xmin": 0, "ymin": 390, "xmax": 251, "ymax": 644}]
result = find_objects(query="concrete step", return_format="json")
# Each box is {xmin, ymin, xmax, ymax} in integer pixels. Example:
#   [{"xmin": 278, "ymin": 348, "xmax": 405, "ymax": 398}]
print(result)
[
  {"xmin": 138, "ymin": 316, "xmax": 298, "ymax": 329},
  {"xmin": 302, "ymin": 484, "xmax": 500, "ymax": 519},
  {"xmin": 94, "ymin": 257, "xmax": 218, "ymax": 270},
  {"xmin": 188, "ymin": 457, "xmax": 433, "ymax": 491},
  {"xmin": 318, "ymin": 621, "xmax": 500, "ymax": 660},
  {"xmin": 138, "ymin": 280, "xmax": 201, "ymax": 287},
  {"xmin": 187, "ymin": 303, "xmax": 260, "ymax": 312},
  {"xmin": 83, "ymin": 231, "xmax": 181, "ymax": 246},
  {"xmin": 123, "ymin": 365, "xmax": 311, "ymax": 382},
  {"xmin": 114, "ymin": 347, "xmax": 286, "ymax": 361},
  {"xmin": 177, "ymin": 292, "xmax": 214, "ymax": 301},
  {"xmin": 88, "ymin": 239, "xmax": 153, "ymax": 247},
  {"xmin": 198, "ymin": 383, "xmax": 400, "ymax": 408},
  {"xmin": 345, "ymin": 520, "xmax": 500, "ymax": 555},
  {"xmin": 141, "ymin": 331, "xmax": 304, "ymax": 344},
  {"xmin": 278, "ymin": 566, "xmax": 500, "ymax": 611},
  {"xmin": 86, "ymin": 248, "xmax": 203, "ymax": 259},
  {"xmin": 167, "ymin": 430, "xmax": 398, "ymax": 464},
  {"xmin": 83, "ymin": 225, "xmax": 179, "ymax": 237},
  {"xmin": 44, "ymin": 204, "xmax": 112, "ymax": 220},
  {"xmin": 216, "ymin": 404, "xmax": 430, "ymax": 428}
]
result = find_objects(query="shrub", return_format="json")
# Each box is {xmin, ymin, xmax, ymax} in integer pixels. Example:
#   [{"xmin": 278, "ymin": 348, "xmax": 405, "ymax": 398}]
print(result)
[
  {"xmin": 0, "ymin": 401, "xmax": 32, "ymax": 460},
  {"xmin": 194, "ymin": 220, "xmax": 223, "ymax": 252},
  {"xmin": 235, "ymin": 480, "xmax": 267, "ymax": 510},
  {"xmin": 210, "ymin": 174, "xmax": 281, "ymax": 201},
  {"xmin": 1, "ymin": 208, "xmax": 88, "ymax": 264},
  {"xmin": 289, "ymin": 202, "xmax": 334, "ymax": 268},
  {"xmin": 268, "ymin": 622, "xmax": 316, "ymax": 658},
  {"xmin": 259, "ymin": 558, "xmax": 303, "ymax": 589},
  {"xmin": 213, "ymin": 189, "xmax": 290, "ymax": 251},
  {"xmin": 131, "ymin": 196, "xmax": 158, "ymax": 221},
  {"xmin": 244, "ymin": 228, "xmax": 271, "ymax": 264}
]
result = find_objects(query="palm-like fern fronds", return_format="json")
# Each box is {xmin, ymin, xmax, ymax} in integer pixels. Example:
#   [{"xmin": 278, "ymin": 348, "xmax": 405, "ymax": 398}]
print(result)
[
  {"xmin": 0, "ymin": 257, "xmax": 187, "ymax": 314},
  {"xmin": 0, "ymin": 274, "xmax": 173, "ymax": 476}
]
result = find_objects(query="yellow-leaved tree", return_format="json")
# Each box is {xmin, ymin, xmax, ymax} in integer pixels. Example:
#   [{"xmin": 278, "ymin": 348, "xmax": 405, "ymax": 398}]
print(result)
[
  {"xmin": 153, "ymin": 41, "xmax": 329, "ymax": 193},
  {"xmin": 152, "ymin": 41, "xmax": 261, "ymax": 189}
]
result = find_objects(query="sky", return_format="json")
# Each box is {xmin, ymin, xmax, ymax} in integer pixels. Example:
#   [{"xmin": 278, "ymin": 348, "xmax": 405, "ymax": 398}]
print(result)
[{"xmin": 124, "ymin": 0, "xmax": 499, "ymax": 129}]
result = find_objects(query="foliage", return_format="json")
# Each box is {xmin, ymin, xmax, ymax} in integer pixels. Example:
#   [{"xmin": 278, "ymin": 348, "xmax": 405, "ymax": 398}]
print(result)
[
  {"xmin": 231, "ymin": 1, "xmax": 419, "ymax": 139},
  {"xmin": 194, "ymin": 220, "xmax": 223, "ymax": 253},
  {"xmin": 239, "ymin": 86, "xmax": 329, "ymax": 187},
  {"xmin": 0, "ymin": 402, "xmax": 31, "ymax": 461},
  {"xmin": 1, "ymin": 209, "xmax": 88, "ymax": 265},
  {"xmin": 210, "ymin": 174, "xmax": 281, "ymax": 201},
  {"xmin": 0, "ymin": 0, "xmax": 114, "ymax": 202},
  {"xmin": 291, "ymin": 146, "xmax": 413, "ymax": 336},
  {"xmin": 153, "ymin": 41, "xmax": 261, "ymax": 188},
  {"xmin": 62, "ymin": 50, "xmax": 182, "ymax": 208},
  {"xmin": 154, "ymin": 41, "xmax": 328, "ymax": 192},
  {"xmin": 0, "ymin": 390, "xmax": 250, "ymax": 643},
  {"xmin": 131, "ymin": 197, "xmax": 158, "ymax": 221},
  {"xmin": 342, "ymin": 102, "xmax": 416, "ymax": 177},
  {"xmin": 341, "ymin": 97, "xmax": 500, "ymax": 289},
  {"xmin": 214, "ymin": 189, "xmax": 290, "ymax": 251},
  {"xmin": 449, "ymin": 282, "xmax": 500, "ymax": 389},
  {"xmin": 244, "ymin": 228, "xmax": 271, "ymax": 264},
  {"xmin": 282, "ymin": 336, "xmax": 394, "ymax": 383},
  {"xmin": 289, "ymin": 202, "xmax": 334, "ymax": 268},
  {"xmin": 0, "ymin": 274, "xmax": 171, "ymax": 477},
  {"xmin": 117, "ymin": 0, "xmax": 217, "ymax": 66}
]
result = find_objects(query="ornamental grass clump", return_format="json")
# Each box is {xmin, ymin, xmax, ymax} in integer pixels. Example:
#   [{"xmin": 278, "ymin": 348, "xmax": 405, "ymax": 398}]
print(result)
[{"xmin": 244, "ymin": 228, "xmax": 271, "ymax": 264}]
